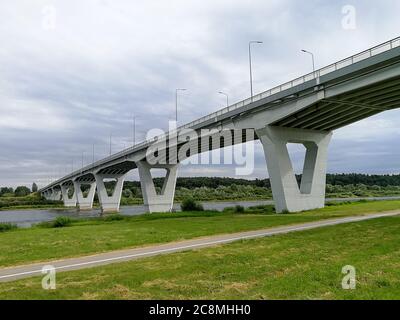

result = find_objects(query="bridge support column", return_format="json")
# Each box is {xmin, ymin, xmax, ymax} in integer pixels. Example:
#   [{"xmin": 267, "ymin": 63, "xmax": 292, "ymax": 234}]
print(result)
[
  {"xmin": 94, "ymin": 173, "xmax": 127, "ymax": 213},
  {"xmin": 52, "ymin": 188, "xmax": 62, "ymax": 201},
  {"xmin": 257, "ymin": 126, "xmax": 332, "ymax": 213},
  {"xmin": 73, "ymin": 181, "xmax": 96, "ymax": 211},
  {"xmin": 42, "ymin": 190, "xmax": 51, "ymax": 200},
  {"xmin": 136, "ymin": 161, "xmax": 178, "ymax": 213},
  {"xmin": 61, "ymin": 184, "xmax": 77, "ymax": 207}
]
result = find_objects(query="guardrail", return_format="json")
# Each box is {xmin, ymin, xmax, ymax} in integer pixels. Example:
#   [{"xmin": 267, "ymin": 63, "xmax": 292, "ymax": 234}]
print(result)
[{"xmin": 43, "ymin": 36, "xmax": 400, "ymax": 190}]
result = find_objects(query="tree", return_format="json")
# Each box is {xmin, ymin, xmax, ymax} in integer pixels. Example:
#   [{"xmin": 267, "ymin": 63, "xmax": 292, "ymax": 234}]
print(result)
[
  {"xmin": 14, "ymin": 186, "xmax": 31, "ymax": 197},
  {"xmin": 32, "ymin": 182, "xmax": 38, "ymax": 193},
  {"xmin": 0, "ymin": 187, "xmax": 14, "ymax": 196}
]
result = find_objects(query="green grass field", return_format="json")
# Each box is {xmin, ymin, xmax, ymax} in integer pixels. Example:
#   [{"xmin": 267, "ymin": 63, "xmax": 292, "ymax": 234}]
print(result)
[
  {"xmin": 0, "ymin": 216, "xmax": 399, "ymax": 299},
  {"xmin": 0, "ymin": 200, "xmax": 399, "ymax": 268}
]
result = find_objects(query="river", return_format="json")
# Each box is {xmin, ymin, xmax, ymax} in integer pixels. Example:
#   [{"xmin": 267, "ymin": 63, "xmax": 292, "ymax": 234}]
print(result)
[{"xmin": 1, "ymin": 196, "xmax": 400, "ymax": 227}]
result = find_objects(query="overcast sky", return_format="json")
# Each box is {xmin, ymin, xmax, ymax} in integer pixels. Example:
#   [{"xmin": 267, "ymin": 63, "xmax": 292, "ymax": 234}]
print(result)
[{"xmin": 1, "ymin": 0, "xmax": 400, "ymax": 188}]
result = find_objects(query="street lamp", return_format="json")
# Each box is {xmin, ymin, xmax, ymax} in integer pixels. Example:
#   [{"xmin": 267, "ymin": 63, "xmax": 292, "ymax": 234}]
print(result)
[
  {"xmin": 301, "ymin": 49, "xmax": 316, "ymax": 73},
  {"xmin": 249, "ymin": 40, "xmax": 263, "ymax": 101},
  {"xmin": 218, "ymin": 91, "xmax": 229, "ymax": 107},
  {"xmin": 175, "ymin": 88, "xmax": 187, "ymax": 124}
]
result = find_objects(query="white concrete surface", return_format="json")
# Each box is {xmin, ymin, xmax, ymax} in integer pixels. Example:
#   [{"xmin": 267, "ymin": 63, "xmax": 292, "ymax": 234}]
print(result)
[
  {"xmin": 95, "ymin": 173, "xmax": 127, "ymax": 213},
  {"xmin": 61, "ymin": 184, "xmax": 77, "ymax": 207},
  {"xmin": 73, "ymin": 181, "xmax": 96, "ymax": 210},
  {"xmin": 136, "ymin": 161, "xmax": 179, "ymax": 213},
  {"xmin": 257, "ymin": 126, "xmax": 332, "ymax": 213}
]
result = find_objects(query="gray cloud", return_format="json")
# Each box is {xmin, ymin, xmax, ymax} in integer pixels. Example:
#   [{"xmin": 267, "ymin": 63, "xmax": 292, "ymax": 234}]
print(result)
[{"xmin": 1, "ymin": 0, "xmax": 400, "ymax": 188}]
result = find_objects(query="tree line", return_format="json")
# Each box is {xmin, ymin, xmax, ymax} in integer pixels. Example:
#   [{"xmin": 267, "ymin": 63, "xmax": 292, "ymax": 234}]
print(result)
[
  {"xmin": 124, "ymin": 174, "xmax": 400, "ymax": 190},
  {"xmin": 3, "ymin": 174, "xmax": 400, "ymax": 198}
]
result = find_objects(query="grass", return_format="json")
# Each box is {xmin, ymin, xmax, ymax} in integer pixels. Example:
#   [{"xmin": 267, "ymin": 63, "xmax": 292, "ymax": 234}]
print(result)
[
  {"xmin": 0, "ymin": 223, "xmax": 17, "ymax": 232},
  {"xmin": 0, "ymin": 200, "xmax": 399, "ymax": 268},
  {"xmin": 0, "ymin": 216, "xmax": 399, "ymax": 299}
]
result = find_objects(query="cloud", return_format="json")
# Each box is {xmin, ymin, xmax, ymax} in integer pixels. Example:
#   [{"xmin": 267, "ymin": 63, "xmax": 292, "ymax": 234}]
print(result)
[{"xmin": 0, "ymin": 0, "xmax": 400, "ymax": 187}]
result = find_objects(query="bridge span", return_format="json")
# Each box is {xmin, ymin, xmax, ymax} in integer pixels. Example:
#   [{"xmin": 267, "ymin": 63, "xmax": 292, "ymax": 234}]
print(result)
[{"xmin": 40, "ymin": 37, "xmax": 400, "ymax": 213}]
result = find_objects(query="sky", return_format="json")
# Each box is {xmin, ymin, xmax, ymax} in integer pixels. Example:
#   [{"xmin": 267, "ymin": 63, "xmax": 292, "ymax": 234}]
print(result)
[{"xmin": 1, "ymin": 0, "xmax": 400, "ymax": 188}]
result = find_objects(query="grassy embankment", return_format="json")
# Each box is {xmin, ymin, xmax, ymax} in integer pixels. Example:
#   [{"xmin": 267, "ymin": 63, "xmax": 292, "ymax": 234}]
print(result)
[
  {"xmin": 0, "ymin": 200, "xmax": 399, "ymax": 268},
  {"xmin": 0, "ymin": 215, "xmax": 399, "ymax": 299}
]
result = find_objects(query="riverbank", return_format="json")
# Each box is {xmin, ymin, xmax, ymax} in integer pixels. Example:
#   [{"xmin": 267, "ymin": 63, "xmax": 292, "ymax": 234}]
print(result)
[
  {"xmin": 3, "ymin": 197, "xmax": 400, "ymax": 227},
  {"xmin": 0, "ymin": 200, "xmax": 400, "ymax": 268},
  {"xmin": 2, "ymin": 214, "xmax": 398, "ymax": 299}
]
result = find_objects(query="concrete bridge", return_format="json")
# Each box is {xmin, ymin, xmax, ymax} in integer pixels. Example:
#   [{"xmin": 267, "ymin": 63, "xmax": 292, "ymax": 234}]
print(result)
[{"xmin": 40, "ymin": 37, "xmax": 400, "ymax": 213}]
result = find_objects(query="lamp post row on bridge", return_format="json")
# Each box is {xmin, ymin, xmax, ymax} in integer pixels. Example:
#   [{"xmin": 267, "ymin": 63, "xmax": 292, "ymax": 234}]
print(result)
[{"xmin": 54, "ymin": 42, "xmax": 316, "ymax": 186}]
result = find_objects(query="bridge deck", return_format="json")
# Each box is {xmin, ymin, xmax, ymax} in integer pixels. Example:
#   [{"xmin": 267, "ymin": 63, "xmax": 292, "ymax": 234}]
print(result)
[{"xmin": 40, "ymin": 37, "xmax": 400, "ymax": 192}]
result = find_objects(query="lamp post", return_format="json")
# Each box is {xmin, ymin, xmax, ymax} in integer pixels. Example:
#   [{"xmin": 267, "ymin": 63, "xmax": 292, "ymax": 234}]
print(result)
[
  {"xmin": 218, "ymin": 91, "xmax": 229, "ymax": 107},
  {"xmin": 301, "ymin": 49, "xmax": 316, "ymax": 73},
  {"xmin": 249, "ymin": 41, "xmax": 263, "ymax": 101},
  {"xmin": 175, "ymin": 88, "xmax": 187, "ymax": 124}
]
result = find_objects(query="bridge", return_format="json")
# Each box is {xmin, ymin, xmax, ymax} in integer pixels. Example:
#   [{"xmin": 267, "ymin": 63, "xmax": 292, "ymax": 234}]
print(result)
[{"xmin": 40, "ymin": 37, "xmax": 400, "ymax": 213}]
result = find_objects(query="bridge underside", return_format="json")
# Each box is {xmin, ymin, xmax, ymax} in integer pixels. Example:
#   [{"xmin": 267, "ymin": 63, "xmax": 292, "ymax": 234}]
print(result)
[
  {"xmin": 40, "ymin": 39, "xmax": 400, "ymax": 214},
  {"xmin": 272, "ymin": 76, "xmax": 400, "ymax": 131}
]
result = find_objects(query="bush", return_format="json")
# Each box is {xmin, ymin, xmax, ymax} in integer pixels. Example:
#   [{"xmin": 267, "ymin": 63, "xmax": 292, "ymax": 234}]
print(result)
[
  {"xmin": 234, "ymin": 205, "xmax": 245, "ymax": 213},
  {"xmin": 14, "ymin": 186, "xmax": 31, "ymax": 197},
  {"xmin": 246, "ymin": 205, "xmax": 276, "ymax": 215},
  {"xmin": 52, "ymin": 216, "xmax": 72, "ymax": 228},
  {"xmin": 181, "ymin": 198, "xmax": 204, "ymax": 212},
  {"xmin": 0, "ymin": 223, "xmax": 17, "ymax": 232},
  {"xmin": 103, "ymin": 214, "xmax": 125, "ymax": 222}
]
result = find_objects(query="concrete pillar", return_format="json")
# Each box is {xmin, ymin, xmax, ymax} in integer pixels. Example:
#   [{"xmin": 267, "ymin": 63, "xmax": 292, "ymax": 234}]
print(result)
[
  {"xmin": 94, "ymin": 173, "xmax": 127, "ymax": 213},
  {"xmin": 52, "ymin": 188, "xmax": 62, "ymax": 201},
  {"xmin": 45, "ymin": 190, "xmax": 52, "ymax": 200},
  {"xmin": 73, "ymin": 181, "xmax": 96, "ymax": 211},
  {"xmin": 61, "ymin": 184, "xmax": 77, "ymax": 207},
  {"xmin": 136, "ymin": 161, "xmax": 179, "ymax": 213},
  {"xmin": 43, "ymin": 190, "xmax": 51, "ymax": 200},
  {"xmin": 256, "ymin": 126, "xmax": 332, "ymax": 213}
]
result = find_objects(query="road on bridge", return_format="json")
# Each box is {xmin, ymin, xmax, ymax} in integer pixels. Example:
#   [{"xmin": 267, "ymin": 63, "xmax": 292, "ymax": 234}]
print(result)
[{"xmin": 0, "ymin": 211, "xmax": 399, "ymax": 283}]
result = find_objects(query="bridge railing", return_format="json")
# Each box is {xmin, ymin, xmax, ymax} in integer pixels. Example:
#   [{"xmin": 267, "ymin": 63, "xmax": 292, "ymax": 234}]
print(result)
[
  {"xmin": 174, "ymin": 36, "xmax": 400, "ymax": 133},
  {"xmin": 44, "ymin": 36, "xmax": 400, "ymax": 189}
]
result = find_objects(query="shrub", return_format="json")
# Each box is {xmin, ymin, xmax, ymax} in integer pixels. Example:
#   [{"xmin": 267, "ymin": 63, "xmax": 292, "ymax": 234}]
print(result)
[
  {"xmin": 0, "ymin": 223, "xmax": 17, "ymax": 232},
  {"xmin": 14, "ymin": 186, "xmax": 31, "ymax": 197},
  {"xmin": 103, "ymin": 214, "xmax": 125, "ymax": 222},
  {"xmin": 234, "ymin": 205, "xmax": 245, "ymax": 213},
  {"xmin": 52, "ymin": 216, "xmax": 72, "ymax": 228},
  {"xmin": 181, "ymin": 198, "xmax": 204, "ymax": 212},
  {"xmin": 246, "ymin": 204, "xmax": 276, "ymax": 215}
]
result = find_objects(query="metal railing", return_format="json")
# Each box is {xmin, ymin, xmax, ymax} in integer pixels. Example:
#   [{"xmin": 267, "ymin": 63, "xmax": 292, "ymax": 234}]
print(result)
[{"xmin": 44, "ymin": 36, "xmax": 400, "ymax": 189}]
